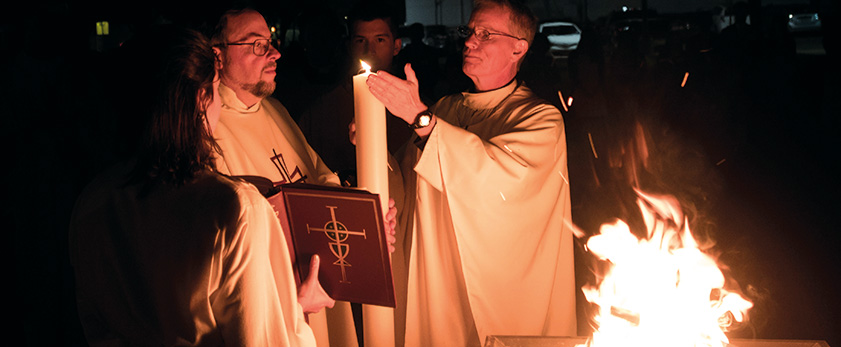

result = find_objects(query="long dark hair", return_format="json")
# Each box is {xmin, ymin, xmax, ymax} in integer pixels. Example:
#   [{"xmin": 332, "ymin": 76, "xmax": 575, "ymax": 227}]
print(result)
[{"xmin": 117, "ymin": 25, "xmax": 218, "ymax": 192}]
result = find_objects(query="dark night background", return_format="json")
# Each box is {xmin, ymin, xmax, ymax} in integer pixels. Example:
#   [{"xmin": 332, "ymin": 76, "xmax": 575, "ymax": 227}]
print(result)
[{"xmin": 6, "ymin": 0, "xmax": 839, "ymax": 346}]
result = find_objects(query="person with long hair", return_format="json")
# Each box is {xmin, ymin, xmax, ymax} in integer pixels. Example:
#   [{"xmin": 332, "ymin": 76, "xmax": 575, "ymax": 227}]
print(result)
[{"xmin": 69, "ymin": 25, "xmax": 330, "ymax": 346}]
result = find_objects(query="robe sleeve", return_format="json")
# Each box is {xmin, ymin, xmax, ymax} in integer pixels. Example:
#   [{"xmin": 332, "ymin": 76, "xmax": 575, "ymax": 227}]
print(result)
[
  {"xmin": 210, "ymin": 187, "xmax": 316, "ymax": 347},
  {"xmin": 415, "ymin": 101, "xmax": 565, "ymax": 203}
]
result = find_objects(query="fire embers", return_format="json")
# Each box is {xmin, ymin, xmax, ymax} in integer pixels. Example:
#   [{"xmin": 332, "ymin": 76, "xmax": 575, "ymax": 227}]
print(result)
[{"xmin": 580, "ymin": 188, "xmax": 753, "ymax": 347}]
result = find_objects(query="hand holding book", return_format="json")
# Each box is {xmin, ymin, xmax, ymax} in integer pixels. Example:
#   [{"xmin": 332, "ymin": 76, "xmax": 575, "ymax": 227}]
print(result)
[
  {"xmin": 264, "ymin": 182, "xmax": 397, "ymax": 307},
  {"xmin": 297, "ymin": 254, "xmax": 336, "ymax": 314}
]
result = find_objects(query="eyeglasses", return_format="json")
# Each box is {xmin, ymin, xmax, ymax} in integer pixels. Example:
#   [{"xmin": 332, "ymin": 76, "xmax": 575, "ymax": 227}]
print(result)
[
  {"xmin": 218, "ymin": 38, "xmax": 280, "ymax": 56},
  {"xmin": 457, "ymin": 25, "xmax": 525, "ymax": 42}
]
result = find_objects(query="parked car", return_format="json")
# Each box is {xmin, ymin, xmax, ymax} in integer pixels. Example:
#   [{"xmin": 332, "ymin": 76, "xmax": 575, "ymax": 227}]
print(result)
[
  {"xmin": 538, "ymin": 21, "xmax": 582, "ymax": 58},
  {"xmin": 787, "ymin": 12, "xmax": 821, "ymax": 33}
]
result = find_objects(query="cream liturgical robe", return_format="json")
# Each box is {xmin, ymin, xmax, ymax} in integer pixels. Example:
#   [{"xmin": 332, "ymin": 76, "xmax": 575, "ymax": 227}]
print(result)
[
  {"xmin": 213, "ymin": 82, "xmax": 340, "ymax": 187},
  {"xmin": 400, "ymin": 80, "xmax": 576, "ymax": 346},
  {"xmin": 212, "ymin": 83, "xmax": 348, "ymax": 347},
  {"xmin": 70, "ymin": 164, "xmax": 316, "ymax": 346}
]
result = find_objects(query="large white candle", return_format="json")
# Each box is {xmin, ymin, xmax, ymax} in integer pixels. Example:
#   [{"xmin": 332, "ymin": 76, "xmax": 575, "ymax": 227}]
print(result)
[
  {"xmin": 353, "ymin": 61, "xmax": 395, "ymax": 347},
  {"xmin": 354, "ymin": 61, "xmax": 389, "ymax": 209}
]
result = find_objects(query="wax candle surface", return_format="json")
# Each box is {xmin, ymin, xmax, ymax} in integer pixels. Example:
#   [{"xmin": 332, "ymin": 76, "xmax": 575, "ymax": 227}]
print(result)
[
  {"xmin": 353, "ymin": 62, "xmax": 389, "ymax": 211},
  {"xmin": 353, "ymin": 61, "xmax": 394, "ymax": 347}
]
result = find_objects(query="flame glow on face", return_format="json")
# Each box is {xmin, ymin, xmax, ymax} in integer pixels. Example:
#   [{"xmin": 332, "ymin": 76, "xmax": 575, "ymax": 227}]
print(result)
[{"xmin": 580, "ymin": 188, "xmax": 753, "ymax": 347}]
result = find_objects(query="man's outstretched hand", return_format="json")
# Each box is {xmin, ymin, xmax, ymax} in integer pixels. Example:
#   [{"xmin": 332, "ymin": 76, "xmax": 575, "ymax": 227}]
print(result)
[
  {"xmin": 298, "ymin": 254, "xmax": 335, "ymax": 314},
  {"xmin": 366, "ymin": 64, "xmax": 428, "ymax": 124}
]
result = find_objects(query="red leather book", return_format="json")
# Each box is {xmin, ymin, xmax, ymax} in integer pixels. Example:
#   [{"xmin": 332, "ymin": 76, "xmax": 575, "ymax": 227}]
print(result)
[{"xmin": 237, "ymin": 176, "xmax": 395, "ymax": 308}]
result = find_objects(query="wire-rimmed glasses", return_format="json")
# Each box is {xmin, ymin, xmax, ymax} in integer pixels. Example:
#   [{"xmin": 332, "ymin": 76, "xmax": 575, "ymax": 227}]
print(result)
[
  {"xmin": 457, "ymin": 25, "xmax": 525, "ymax": 42},
  {"xmin": 219, "ymin": 38, "xmax": 280, "ymax": 56}
]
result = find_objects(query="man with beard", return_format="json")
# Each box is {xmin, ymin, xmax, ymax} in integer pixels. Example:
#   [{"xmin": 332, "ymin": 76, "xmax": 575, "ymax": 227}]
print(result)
[
  {"xmin": 210, "ymin": 8, "xmax": 339, "ymax": 188},
  {"xmin": 210, "ymin": 8, "xmax": 381, "ymax": 347}
]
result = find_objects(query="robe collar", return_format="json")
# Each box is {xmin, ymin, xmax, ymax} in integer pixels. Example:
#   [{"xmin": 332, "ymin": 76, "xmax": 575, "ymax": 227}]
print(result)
[
  {"xmin": 460, "ymin": 78, "xmax": 519, "ymax": 111},
  {"xmin": 219, "ymin": 82, "xmax": 262, "ymax": 114}
]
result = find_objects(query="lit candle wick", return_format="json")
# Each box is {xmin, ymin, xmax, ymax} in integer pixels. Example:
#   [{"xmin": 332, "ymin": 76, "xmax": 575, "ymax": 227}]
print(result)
[
  {"xmin": 352, "ymin": 57, "xmax": 394, "ymax": 345},
  {"xmin": 360, "ymin": 60, "xmax": 372, "ymax": 75}
]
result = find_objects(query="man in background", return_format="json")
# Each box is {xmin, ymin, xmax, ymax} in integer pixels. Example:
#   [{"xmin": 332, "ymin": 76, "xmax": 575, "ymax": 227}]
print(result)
[{"xmin": 296, "ymin": 1, "xmax": 412, "ymax": 184}]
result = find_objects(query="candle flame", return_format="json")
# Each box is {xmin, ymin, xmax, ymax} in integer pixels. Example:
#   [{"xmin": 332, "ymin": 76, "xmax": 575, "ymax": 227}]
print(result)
[
  {"xmin": 360, "ymin": 60, "xmax": 372, "ymax": 74},
  {"xmin": 681, "ymin": 72, "xmax": 689, "ymax": 87}
]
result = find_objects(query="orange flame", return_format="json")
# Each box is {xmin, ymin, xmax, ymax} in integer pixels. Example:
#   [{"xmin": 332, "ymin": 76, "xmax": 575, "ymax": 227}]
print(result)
[
  {"xmin": 360, "ymin": 60, "xmax": 372, "ymax": 74},
  {"xmin": 580, "ymin": 188, "xmax": 752, "ymax": 347}
]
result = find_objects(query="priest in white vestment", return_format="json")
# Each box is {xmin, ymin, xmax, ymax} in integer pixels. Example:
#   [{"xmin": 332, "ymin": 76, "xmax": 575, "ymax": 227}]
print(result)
[
  {"xmin": 209, "ymin": 9, "xmax": 353, "ymax": 347},
  {"xmin": 365, "ymin": 0, "xmax": 577, "ymax": 345}
]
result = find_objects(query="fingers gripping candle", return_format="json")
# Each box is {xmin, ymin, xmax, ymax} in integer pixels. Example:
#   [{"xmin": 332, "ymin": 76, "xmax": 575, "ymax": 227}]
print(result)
[{"xmin": 353, "ymin": 60, "xmax": 394, "ymax": 347}]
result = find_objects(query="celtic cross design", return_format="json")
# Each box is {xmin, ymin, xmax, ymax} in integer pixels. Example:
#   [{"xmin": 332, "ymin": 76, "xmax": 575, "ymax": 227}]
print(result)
[{"xmin": 307, "ymin": 205, "xmax": 367, "ymax": 283}]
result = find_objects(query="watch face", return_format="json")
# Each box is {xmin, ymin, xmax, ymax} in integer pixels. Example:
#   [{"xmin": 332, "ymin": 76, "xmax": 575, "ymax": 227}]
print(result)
[
  {"xmin": 418, "ymin": 115, "xmax": 431, "ymax": 127},
  {"xmin": 413, "ymin": 112, "xmax": 432, "ymax": 128}
]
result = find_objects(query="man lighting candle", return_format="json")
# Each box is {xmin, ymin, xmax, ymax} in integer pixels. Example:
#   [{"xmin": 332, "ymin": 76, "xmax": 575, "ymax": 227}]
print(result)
[{"xmin": 365, "ymin": 0, "xmax": 577, "ymax": 345}]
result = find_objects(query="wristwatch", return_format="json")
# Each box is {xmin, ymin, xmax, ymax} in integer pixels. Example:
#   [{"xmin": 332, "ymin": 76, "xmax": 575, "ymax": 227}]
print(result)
[{"xmin": 411, "ymin": 110, "xmax": 433, "ymax": 129}]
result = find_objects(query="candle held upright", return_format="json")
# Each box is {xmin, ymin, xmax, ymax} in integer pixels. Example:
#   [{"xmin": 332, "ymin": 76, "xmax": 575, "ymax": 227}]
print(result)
[
  {"xmin": 353, "ymin": 61, "xmax": 389, "ymax": 207},
  {"xmin": 353, "ymin": 60, "xmax": 394, "ymax": 347}
]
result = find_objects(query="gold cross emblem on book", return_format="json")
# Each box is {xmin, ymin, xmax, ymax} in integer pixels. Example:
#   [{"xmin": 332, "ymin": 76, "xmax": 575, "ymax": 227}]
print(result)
[{"xmin": 307, "ymin": 205, "xmax": 367, "ymax": 283}]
